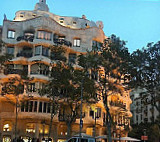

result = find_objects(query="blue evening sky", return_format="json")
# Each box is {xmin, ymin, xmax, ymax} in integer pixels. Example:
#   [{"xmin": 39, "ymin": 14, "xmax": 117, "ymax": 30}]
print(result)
[{"xmin": 0, "ymin": 0, "xmax": 160, "ymax": 53}]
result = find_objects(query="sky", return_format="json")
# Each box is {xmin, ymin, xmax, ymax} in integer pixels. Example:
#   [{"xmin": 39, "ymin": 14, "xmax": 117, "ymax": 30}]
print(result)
[{"xmin": 0, "ymin": 0, "xmax": 160, "ymax": 53}]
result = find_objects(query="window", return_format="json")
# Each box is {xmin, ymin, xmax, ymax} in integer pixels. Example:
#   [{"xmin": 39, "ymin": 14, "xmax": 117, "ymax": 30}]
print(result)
[
  {"xmin": 25, "ymin": 101, "xmax": 29, "ymax": 112},
  {"xmin": 96, "ymin": 108, "xmax": 101, "ymax": 118},
  {"xmin": 34, "ymin": 101, "xmax": 37, "ymax": 112},
  {"xmin": 92, "ymin": 40, "xmax": 102, "ymax": 51},
  {"xmin": 7, "ymin": 47, "xmax": 14, "ymax": 55},
  {"xmin": 3, "ymin": 124, "xmax": 11, "ymax": 131},
  {"xmin": 59, "ymin": 18, "xmax": 64, "ymax": 23},
  {"xmin": 28, "ymin": 83, "xmax": 36, "ymax": 92},
  {"xmin": 35, "ymin": 46, "xmax": 41, "ymax": 56},
  {"xmin": 69, "ymin": 53, "xmax": 76, "ymax": 64},
  {"xmin": 58, "ymin": 36, "xmax": 65, "ymax": 40},
  {"xmin": 73, "ymin": 21, "xmax": 77, "ymax": 25},
  {"xmin": 29, "ymin": 101, "xmax": 33, "ymax": 112},
  {"xmin": 73, "ymin": 39, "xmax": 81, "ymax": 47},
  {"xmin": 21, "ymin": 101, "xmax": 52, "ymax": 113},
  {"xmin": 26, "ymin": 123, "xmax": 35, "ymax": 133},
  {"xmin": 89, "ymin": 110, "xmax": 94, "ymax": 118},
  {"xmin": 39, "ymin": 102, "xmax": 42, "ymax": 112},
  {"xmin": 42, "ymin": 47, "xmax": 49, "ymax": 57},
  {"xmin": 37, "ymin": 30, "xmax": 51, "ymax": 40},
  {"xmin": 7, "ymin": 30, "xmax": 15, "ymax": 39},
  {"xmin": 91, "ymin": 70, "xmax": 98, "ymax": 80},
  {"xmin": 43, "ymin": 102, "xmax": 47, "ymax": 113},
  {"xmin": 21, "ymin": 102, "xmax": 25, "ymax": 112},
  {"xmin": 47, "ymin": 103, "xmax": 51, "ymax": 113}
]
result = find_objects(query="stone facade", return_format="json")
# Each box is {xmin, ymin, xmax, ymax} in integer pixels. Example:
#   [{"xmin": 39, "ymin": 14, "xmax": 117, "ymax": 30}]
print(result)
[{"xmin": 0, "ymin": 1, "xmax": 132, "ymax": 142}]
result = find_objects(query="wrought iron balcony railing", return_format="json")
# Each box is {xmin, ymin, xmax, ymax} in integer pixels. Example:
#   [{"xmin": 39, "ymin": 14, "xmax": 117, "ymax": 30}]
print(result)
[
  {"xmin": 30, "ymin": 70, "xmax": 49, "ymax": 76},
  {"xmin": 17, "ymin": 35, "xmax": 34, "ymax": 42},
  {"xmin": 17, "ymin": 52, "xmax": 33, "ymax": 58},
  {"xmin": 4, "ymin": 69, "xmax": 28, "ymax": 78},
  {"xmin": 110, "ymin": 101, "xmax": 126, "ymax": 110},
  {"xmin": 53, "ymin": 38, "xmax": 72, "ymax": 47}
]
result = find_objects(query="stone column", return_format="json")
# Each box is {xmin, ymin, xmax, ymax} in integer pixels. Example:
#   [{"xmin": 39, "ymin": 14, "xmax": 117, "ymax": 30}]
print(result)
[
  {"xmin": 0, "ymin": 118, "xmax": 2, "ymax": 142},
  {"xmin": 28, "ymin": 64, "xmax": 31, "ymax": 76},
  {"xmin": 35, "ymin": 123, "xmax": 40, "ymax": 139},
  {"xmin": 53, "ymin": 125, "xmax": 58, "ymax": 142}
]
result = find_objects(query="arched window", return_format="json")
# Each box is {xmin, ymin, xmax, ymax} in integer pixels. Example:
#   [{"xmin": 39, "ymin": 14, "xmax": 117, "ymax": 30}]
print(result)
[
  {"xmin": 26, "ymin": 123, "xmax": 35, "ymax": 133},
  {"xmin": 3, "ymin": 123, "xmax": 12, "ymax": 131}
]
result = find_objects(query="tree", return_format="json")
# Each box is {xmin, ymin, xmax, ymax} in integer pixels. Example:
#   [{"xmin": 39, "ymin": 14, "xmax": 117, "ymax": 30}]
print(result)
[
  {"xmin": 39, "ymin": 46, "xmax": 67, "ymax": 140},
  {"xmin": 0, "ymin": 75, "xmax": 24, "ymax": 141},
  {"xmin": 131, "ymin": 41, "xmax": 160, "ymax": 120},
  {"xmin": 40, "ymin": 56, "xmax": 98, "ymax": 139},
  {"xmin": 100, "ymin": 35, "xmax": 131, "ymax": 142},
  {"xmin": 78, "ymin": 35, "xmax": 132, "ymax": 142},
  {"xmin": 0, "ymin": 40, "xmax": 13, "ymax": 73}
]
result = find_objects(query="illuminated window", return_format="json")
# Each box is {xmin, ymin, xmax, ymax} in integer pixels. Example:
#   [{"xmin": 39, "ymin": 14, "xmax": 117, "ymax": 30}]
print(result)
[
  {"xmin": 73, "ymin": 39, "xmax": 81, "ymax": 47},
  {"xmin": 3, "ymin": 124, "xmax": 11, "ymax": 131},
  {"xmin": 37, "ymin": 31, "xmax": 51, "ymax": 40},
  {"xmin": 3, "ymin": 136, "xmax": 11, "ymax": 142},
  {"xmin": 21, "ymin": 101, "xmax": 51, "ymax": 113},
  {"xmin": 7, "ymin": 30, "xmax": 15, "ymax": 39},
  {"xmin": 26, "ymin": 123, "xmax": 35, "ymax": 133},
  {"xmin": 28, "ymin": 83, "xmax": 36, "ymax": 92},
  {"xmin": 39, "ymin": 124, "xmax": 49, "ymax": 134}
]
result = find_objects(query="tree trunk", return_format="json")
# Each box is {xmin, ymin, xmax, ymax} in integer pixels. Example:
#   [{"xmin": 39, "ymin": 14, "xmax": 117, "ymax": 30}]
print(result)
[
  {"xmin": 104, "ymin": 72, "xmax": 112, "ymax": 142},
  {"xmin": 67, "ymin": 122, "xmax": 71, "ymax": 139},
  {"xmin": 106, "ymin": 106, "xmax": 112, "ymax": 142},
  {"xmin": 15, "ymin": 97, "xmax": 18, "ymax": 141},
  {"xmin": 48, "ymin": 102, "xmax": 54, "ymax": 141}
]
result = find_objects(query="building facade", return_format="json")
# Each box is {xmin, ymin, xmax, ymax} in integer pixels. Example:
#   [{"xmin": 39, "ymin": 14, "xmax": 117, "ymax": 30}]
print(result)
[
  {"xmin": 130, "ymin": 88, "xmax": 159, "ymax": 125},
  {"xmin": 0, "ymin": 1, "xmax": 132, "ymax": 142}
]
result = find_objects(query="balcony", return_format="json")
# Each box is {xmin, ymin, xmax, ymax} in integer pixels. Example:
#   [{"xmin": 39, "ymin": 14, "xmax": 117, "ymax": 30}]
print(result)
[
  {"xmin": 110, "ymin": 101, "xmax": 126, "ymax": 110},
  {"xmin": 4, "ymin": 69, "xmax": 28, "ymax": 78},
  {"xmin": 17, "ymin": 52, "xmax": 33, "ymax": 58},
  {"xmin": 58, "ymin": 112, "xmax": 85, "ymax": 122},
  {"xmin": 53, "ymin": 38, "xmax": 72, "ymax": 47},
  {"xmin": 30, "ymin": 70, "xmax": 49, "ymax": 76},
  {"xmin": 16, "ymin": 33, "xmax": 34, "ymax": 42}
]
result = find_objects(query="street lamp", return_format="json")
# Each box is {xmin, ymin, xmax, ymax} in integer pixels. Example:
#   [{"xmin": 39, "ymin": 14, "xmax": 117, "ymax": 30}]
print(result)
[
  {"xmin": 117, "ymin": 127, "xmax": 121, "ymax": 142},
  {"xmin": 41, "ymin": 120, "xmax": 45, "ymax": 142},
  {"xmin": 79, "ymin": 79, "xmax": 83, "ymax": 140}
]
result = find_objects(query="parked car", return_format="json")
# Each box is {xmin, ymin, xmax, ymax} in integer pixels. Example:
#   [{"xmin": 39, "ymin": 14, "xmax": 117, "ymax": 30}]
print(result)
[{"xmin": 66, "ymin": 133, "xmax": 95, "ymax": 142}]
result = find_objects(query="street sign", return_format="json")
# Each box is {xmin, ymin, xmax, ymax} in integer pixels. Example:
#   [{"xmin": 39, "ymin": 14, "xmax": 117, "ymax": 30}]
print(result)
[{"xmin": 141, "ymin": 136, "xmax": 148, "ymax": 140}]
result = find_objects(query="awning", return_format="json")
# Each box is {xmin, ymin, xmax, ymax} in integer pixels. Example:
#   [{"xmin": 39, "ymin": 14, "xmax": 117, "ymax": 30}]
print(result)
[{"xmin": 112, "ymin": 137, "xmax": 141, "ymax": 141}]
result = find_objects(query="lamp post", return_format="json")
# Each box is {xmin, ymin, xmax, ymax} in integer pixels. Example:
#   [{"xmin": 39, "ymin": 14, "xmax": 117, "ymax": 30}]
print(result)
[
  {"xmin": 42, "ymin": 120, "xmax": 45, "ymax": 142},
  {"xmin": 117, "ymin": 127, "xmax": 121, "ymax": 142},
  {"xmin": 79, "ymin": 79, "xmax": 83, "ymax": 141},
  {"xmin": 94, "ymin": 111, "xmax": 97, "ymax": 137},
  {"xmin": 143, "ymin": 129, "xmax": 146, "ymax": 142}
]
